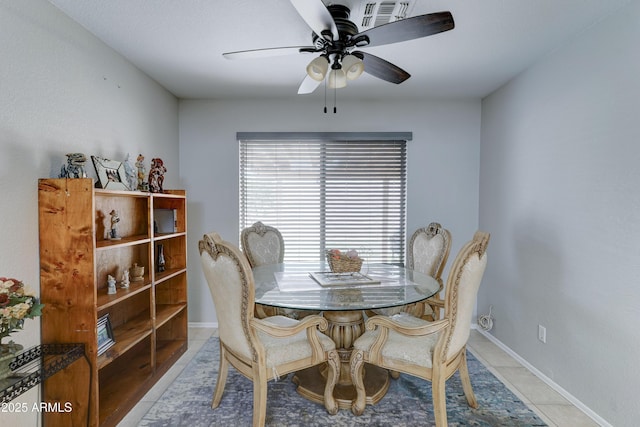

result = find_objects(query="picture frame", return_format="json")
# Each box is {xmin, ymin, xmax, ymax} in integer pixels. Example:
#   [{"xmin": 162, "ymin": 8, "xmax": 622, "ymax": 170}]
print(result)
[
  {"xmin": 97, "ymin": 313, "xmax": 116, "ymax": 356},
  {"xmin": 91, "ymin": 156, "xmax": 130, "ymax": 190}
]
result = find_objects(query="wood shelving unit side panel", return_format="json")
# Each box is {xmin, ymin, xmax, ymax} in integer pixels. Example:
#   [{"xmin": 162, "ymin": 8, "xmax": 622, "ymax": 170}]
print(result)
[{"xmin": 38, "ymin": 178, "xmax": 98, "ymax": 427}]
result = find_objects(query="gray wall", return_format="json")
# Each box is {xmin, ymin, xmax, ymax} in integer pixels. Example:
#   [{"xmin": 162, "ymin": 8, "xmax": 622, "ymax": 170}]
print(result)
[
  {"xmin": 479, "ymin": 1, "xmax": 640, "ymax": 425},
  {"xmin": 4, "ymin": 0, "xmax": 637, "ymax": 425},
  {"xmin": 178, "ymin": 98, "xmax": 481, "ymax": 325},
  {"xmin": 0, "ymin": 2, "xmax": 178, "ymax": 423}
]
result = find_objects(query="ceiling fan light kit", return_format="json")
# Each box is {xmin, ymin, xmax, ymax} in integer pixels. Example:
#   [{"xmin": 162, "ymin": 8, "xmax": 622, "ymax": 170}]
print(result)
[
  {"xmin": 341, "ymin": 54, "xmax": 365, "ymax": 81},
  {"xmin": 328, "ymin": 68, "xmax": 347, "ymax": 89},
  {"xmin": 306, "ymin": 55, "xmax": 329, "ymax": 81},
  {"xmin": 223, "ymin": 0, "xmax": 455, "ymax": 102}
]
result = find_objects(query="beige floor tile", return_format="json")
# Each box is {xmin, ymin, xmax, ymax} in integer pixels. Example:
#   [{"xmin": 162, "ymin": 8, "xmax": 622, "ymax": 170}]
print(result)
[
  {"xmin": 188, "ymin": 327, "xmax": 215, "ymax": 341},
  {"xmin": 117, "ymin": 400, "xmax": 154, "ymax": 427},
  {"xmin": 467, "ymin": 329, "xmax": 492, "ymax": 345},
  {"xmin": 467, "ymin": 348, "xmax": 533, "ymax": 405},
  {"xmin": 467, "ymin": 340, "xmax": 523, "ymax": 367},
  {"xmin": 496, "ymin": 366, "xmax": 569, "ymax": 405},
  {"xmin": 534, "ymin": 404, "xmax": 600, "ymax": 427}
]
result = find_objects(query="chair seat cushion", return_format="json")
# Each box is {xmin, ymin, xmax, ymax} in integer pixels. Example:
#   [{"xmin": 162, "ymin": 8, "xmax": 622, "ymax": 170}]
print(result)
[
  {"xmin": 371, "ymin": 302, "xmax": 434, "ymax": 317},
  {"xmin": 258, "ymin": 315, "xmax": 335, "ymax": 368},
  {"xmin": 353, "ymin": 313, "xmax": 439, "ymax": 368}
]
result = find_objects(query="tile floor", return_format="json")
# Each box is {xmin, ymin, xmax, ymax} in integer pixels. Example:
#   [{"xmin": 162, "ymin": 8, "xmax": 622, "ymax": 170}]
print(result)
[{"xmin": 118, "ymin": 328, "xmax": 600, "ymax": 427}]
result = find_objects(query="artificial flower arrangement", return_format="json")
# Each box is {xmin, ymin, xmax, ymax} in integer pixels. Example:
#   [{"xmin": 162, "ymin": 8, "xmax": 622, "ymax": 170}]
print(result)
[{"xmin": 0, "ymin": 277, "xmax": 44, "ymax": 343}]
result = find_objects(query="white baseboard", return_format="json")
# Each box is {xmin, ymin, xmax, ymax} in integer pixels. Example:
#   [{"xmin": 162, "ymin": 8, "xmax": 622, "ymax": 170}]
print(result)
[
  {"xmin": 473, "ymin": 326, "xmax": 611, "ymax": 427},
  {"xmin": 189, "ymin": 321, "xmax": 218, "ymax": 328}
]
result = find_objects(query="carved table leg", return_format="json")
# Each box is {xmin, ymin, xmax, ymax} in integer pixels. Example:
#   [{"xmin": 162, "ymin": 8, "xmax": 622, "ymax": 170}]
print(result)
[{"xmin": 293, "ymin": 310, "xmax": 390, "ymax": 410}]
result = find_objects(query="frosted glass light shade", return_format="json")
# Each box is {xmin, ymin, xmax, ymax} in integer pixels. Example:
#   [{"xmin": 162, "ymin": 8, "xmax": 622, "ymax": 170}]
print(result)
[
  {"xmin": 306, "ymin": 56, "xmax": 329, "ymax": 81},
  {"xmin": 328, "ymin": 68, "xmax": 347, "ymax": 89},
  {"xmin": 342, "ymin": 55, "xmax": 364, "ymax": 80}
]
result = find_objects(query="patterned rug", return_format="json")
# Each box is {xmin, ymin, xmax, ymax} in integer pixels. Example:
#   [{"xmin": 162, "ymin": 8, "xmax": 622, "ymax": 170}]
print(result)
[{"xmin": 140, "ymin": 337, "xmax": 546, "ymax": 426}]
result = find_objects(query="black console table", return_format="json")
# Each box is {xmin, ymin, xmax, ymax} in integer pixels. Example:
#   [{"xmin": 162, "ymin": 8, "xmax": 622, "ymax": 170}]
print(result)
[{"xmin": 0, "ymin": 343, "xmax": 89, "ymax": 415}]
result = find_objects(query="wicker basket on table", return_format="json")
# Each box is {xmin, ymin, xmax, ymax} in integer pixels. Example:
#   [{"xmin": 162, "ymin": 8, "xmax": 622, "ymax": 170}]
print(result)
[{"xmin": 326, "ymin": 250, "xmax": 363, "ymax": 273}]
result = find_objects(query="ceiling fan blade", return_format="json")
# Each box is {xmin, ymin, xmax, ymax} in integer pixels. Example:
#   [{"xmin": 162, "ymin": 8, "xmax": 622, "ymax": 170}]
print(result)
[
  {"xmin": 223, "ymin": 46, "xmax": 316, "ymax": 60},
  {"xmin": 289, "ymin": 0, "xmax": 338, "ymax": 40},
  {"xmin": 297, "ymin": 74, "xmax": 322, "ymax": 94},
  {"xmin": 356, "ymin": 11, "xmax": 454, "ymax": 48},
  {"xmin": 353, "ymin": 51, "xmax": 410, "ymax": 84}
]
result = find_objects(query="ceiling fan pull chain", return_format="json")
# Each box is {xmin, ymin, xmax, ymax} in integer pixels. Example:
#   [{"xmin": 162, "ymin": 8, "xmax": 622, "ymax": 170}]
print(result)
[
  {"xmin": 334, "ymin": 86, "xmax": 337, "ymax": 114},
  {"xmin": 324, "ymin": 79, "xmax": 328, "ymax": 113}
]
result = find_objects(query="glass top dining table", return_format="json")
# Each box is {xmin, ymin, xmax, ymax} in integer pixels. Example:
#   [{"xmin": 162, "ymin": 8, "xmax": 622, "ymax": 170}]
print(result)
[
  {"xmin": 253, "ymin": 262, "xmax": 441, "ymax": 409},
  {"xmin": 253, "ymin": 262, "xmax": 441, "ymax": 312}
]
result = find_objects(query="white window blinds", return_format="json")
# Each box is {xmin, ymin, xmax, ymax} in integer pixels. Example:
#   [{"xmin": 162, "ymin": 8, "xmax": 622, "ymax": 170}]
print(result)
[{"xmin": 239, "ymin": 133, "xmax": 408, "ymax": 265}]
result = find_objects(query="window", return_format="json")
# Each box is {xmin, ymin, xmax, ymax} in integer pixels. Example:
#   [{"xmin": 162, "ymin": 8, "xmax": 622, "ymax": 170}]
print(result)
[{"xmin": 239, "ymin": 132, "xmax": 409, "ymax": 265}]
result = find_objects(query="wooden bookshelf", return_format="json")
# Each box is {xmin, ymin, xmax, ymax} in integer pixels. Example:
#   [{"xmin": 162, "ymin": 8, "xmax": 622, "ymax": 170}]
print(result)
[{"xmin": 38, "ymin": 178, "xmax": 188, "ymax": 427}]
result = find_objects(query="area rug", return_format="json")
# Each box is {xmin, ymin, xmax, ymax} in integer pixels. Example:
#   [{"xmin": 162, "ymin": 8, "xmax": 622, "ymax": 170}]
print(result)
[{"xmin": 139, "ymin": 337, "xmax": 546, "ymax": 426}]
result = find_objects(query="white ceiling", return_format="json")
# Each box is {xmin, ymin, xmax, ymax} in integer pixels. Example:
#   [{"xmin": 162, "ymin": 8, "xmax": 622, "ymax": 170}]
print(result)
[{"xmin": 48, "ymin": 0, "xmax": 630, "ymax": 100}]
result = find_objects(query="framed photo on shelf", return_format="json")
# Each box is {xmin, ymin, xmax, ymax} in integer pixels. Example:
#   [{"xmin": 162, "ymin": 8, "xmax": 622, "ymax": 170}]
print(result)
[
  {"xmin": 97, "ymin": 313, "xmax": 115, "ymax": 356},
  {"xmin": 91, "ymin": 156, "xmax": 130, "ymax": 190}
]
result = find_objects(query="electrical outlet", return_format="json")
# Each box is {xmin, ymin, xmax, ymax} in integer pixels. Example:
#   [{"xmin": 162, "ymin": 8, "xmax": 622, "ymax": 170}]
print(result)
[{"xmin": 538, "ymin": 325, "xmax": 547, "ymax": 343}]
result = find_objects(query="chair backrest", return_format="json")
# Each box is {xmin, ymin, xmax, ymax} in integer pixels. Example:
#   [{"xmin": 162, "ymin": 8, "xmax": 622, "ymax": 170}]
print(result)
[
  {"xmin": 241, "ymin": 221, "xmax": 285, "ymax": 267},
  {"xmin": 407, "ymin": 222, "xmax": 452, "ymax": 282},
  {"xmin": 437, "ymin": 231, "xmax": 490, "ymax": 362},
  {"xmin": 199, "ymin": 231, "xmax": 256, "ymax": 361}
]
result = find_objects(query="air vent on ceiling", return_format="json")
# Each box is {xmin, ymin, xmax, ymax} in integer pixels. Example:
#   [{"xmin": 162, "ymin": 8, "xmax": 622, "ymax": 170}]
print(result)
[{"xmin": 359, "ymin": 1, "xmax": 411, "ymax": 29}]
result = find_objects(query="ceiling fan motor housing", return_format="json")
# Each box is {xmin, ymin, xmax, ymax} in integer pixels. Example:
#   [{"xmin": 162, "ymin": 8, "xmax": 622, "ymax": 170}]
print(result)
[{"xmin": 312, "ymin": 5, "xmax": 368, "ymax": 66}]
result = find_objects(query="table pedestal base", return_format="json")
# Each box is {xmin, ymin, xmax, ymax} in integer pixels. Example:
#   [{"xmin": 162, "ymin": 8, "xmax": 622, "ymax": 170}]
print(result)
[
  {"xmin": 292, "ymin": 309, "xmax": 390, "ymax": 410},
  {"xmin": 293, "ymin": 363, "xmax": 390, "ymax": 410}
]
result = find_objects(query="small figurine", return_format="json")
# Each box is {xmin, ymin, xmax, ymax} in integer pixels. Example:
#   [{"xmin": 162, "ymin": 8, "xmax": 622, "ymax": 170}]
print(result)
[
  {"xmin": 156, "ymin": 244, "xmax": 166, "ymax": 273},
  {"xmin": 131, "ymin": 263, "xmax": 144, "ymax": 282},
  {"xmin": 149, "ymin": 158, "xmax": 167, "ymax": 193},
  {"xmin": 120, "ymin": 269, "xmax": 130, "ymax": 289},
  {"xmin": 135, "ymin": 154, "xmax": 149, "ymax": 191},
  {"xmin": 107, "ymin": 275, "xmax": 117, "ymax": 294},
  {"xmin": 109, "ymin": 210, "xmax": 121, "ymax": 240},
  {"xmin": 59, "ymin": 153, "xmax": 88, "ymax": 178},
  {"xmin": 123, "ymin": 153, "xmax": 137, "ymax": 191}
]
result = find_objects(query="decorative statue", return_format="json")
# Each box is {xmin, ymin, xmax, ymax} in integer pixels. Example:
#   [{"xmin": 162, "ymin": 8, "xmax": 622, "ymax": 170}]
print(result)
[
  {"xmin": 135, "ymin": 154, "xmax": 149, "ymax": 191},
  {"xmin": 109, "ymin": 210, "xmax": 121, "ymax": 240},
  {"xmin": 123, "ymin": 153, "xmax": 137, "ymax": 191},
  {"xmin": 59, "ymin": 153, "xmax": 88, "ymax": 178},
  {"xmin": 120, "ymin": 269, "xmax": 130, "ymax": 289},
  {"xmin": 131, "ymin": 263, "xmax": 144, "ymax": 282},
  {"xmin": 149, "ymin": 158, "xmax": 167, "ymax": 193},
  {"xmin": 107, "ymin": 275, "xmax": 117, "ymax": 295}
]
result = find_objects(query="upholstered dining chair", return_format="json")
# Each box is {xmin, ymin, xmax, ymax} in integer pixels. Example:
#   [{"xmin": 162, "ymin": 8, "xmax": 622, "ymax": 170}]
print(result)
[
  {"xmin": 241, "ymin": 221, "xmax": 285, "ymax": 267},
  {"xmin": 350, "ymin": 231, "xmax": 490, "ymax": 427},
  {"xmin": 241, "ymin": 221, "xmax": 318, "ymax": 319},
  {"xmin": 407, "ymin": 222, "xmax": 452, "ymax": 320},
  {"xmin": 369, "ymin": 222, "xmax": 451, "ymax": 319},
  {"xmin": 199, "ymin": 232, "xmax": 339, "ymax": 427}
]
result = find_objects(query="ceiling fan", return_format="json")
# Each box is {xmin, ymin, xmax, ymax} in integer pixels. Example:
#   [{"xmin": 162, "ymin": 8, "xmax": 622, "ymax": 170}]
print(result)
[{"xmin": 223, "ymin": 0, "xmax": 455, "ymax": 95}]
